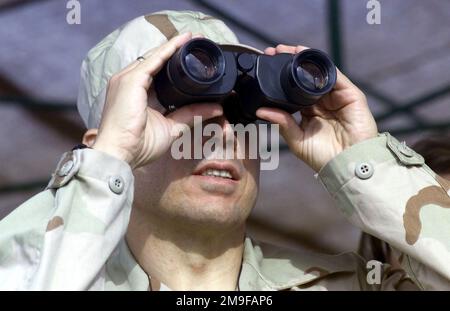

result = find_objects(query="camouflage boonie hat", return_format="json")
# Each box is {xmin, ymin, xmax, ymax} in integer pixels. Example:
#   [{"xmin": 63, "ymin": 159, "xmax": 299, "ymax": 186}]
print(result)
[{"xmin": 77, "ymin": 10, "xmax": 263, "ymax": 129}]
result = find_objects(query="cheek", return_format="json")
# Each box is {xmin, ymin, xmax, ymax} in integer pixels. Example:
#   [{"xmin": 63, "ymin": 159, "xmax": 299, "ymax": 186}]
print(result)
[
  {"xmin": 245, "ymin": 158, "xmax": 261, "ymax": 185},
  {"xmin": 133, "ymin": 153, "xmax": 179, "ymax": 203},
  {"xmin": 134, "ymin": 153, "xmax": 197, "ymax": 196},
  {"xmin": 240, "ymin": 158, "xmax": 260, "ymax": 206},
  {"xmin": 166, "ymin": 158, "xmax": 197, "ymax": 180},
  {"xmin": 133, "ymin": 163, "xmax": 166, "ymax": 206}
]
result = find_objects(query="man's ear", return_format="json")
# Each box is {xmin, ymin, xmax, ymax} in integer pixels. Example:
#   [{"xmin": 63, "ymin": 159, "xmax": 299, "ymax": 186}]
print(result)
[{"xmin": 82, "ymin": 129, "xmax": 98, "ymax": 147}]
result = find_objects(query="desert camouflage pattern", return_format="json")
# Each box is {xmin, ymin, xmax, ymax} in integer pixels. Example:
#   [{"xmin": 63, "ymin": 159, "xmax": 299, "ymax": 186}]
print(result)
[
  {"xmin": 0, "ymin": 133, "xmax": 449, "ymax": 290},
  {"xmin": 1, "ymin": 11, "xmax": 449, "ymax": 290}
]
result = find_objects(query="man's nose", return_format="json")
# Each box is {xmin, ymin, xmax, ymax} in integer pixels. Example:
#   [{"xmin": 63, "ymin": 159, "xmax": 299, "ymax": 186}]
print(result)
[
  {"xmin": 201, "ymin": 115, "xmax": 237, "ymax": 152},
  {"xmin": 216, "ymin": 115, "xmax": 231, "ymax": 132},
  {"xmin": 202, "ymin": 115, "xmax": 231, "ymax": 132}
]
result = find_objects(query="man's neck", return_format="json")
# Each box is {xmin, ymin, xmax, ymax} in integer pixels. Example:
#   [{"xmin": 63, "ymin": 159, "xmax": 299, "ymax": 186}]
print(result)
[{"xmin": 126, "ymin": 209, "xmax": 246, "ymax": 291}]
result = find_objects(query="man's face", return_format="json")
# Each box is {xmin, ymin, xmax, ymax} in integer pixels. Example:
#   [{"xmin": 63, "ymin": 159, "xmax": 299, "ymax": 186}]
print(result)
[{"xmin": 133, "ymin": 116, "xmax": 260, "ymax": 230}]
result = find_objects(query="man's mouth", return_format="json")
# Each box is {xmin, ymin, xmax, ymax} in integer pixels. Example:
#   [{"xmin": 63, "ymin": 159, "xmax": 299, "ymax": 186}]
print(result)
[
  {"xmin": 192, "ymin": 161, "xmax": 242, "ymax": 181},
  {"xmin": 201, "ymin": 169, "xmax": 233, "ymax": 179}
]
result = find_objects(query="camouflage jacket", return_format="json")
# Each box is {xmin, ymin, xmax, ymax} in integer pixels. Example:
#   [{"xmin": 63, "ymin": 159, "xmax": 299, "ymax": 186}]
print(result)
[{"xmin": 0, "ymin": 133, "xmax": 449, "ymax": 290}]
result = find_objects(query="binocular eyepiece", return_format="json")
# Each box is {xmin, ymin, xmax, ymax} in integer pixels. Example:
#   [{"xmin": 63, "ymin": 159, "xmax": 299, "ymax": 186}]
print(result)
[
  {"xmin": 172, "ymin": 39, "xmax": 226, "ymax": 86},
  {"xmin": 154, "ymin": 38, "xmax": 337, "ymax": 123}
]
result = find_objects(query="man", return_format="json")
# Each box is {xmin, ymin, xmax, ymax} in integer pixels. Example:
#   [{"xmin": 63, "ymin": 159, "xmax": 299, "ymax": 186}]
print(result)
[{"xmin": 0, "ymin": 10, "xmax": 449, "ymax": 290}]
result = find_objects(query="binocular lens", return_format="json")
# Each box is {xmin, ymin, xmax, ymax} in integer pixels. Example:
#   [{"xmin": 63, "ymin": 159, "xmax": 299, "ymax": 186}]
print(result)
[
  {"xmin": 281, "ymin": 49, "xmax": 336, "ymax": 107},
  {"xmin": 185, "ymin": 48, "xmax": 219, "ymax": 81},
  {"xmin": 296, "ymin": 60, "xmax": 328, "ymax": 90},
  {"xmin": 178, "ymin": 39, "xmax": 225, "ymax": 84},
  {"xmin": 155, "ymin": 38, "xmax": 231, "ymax": 111}
]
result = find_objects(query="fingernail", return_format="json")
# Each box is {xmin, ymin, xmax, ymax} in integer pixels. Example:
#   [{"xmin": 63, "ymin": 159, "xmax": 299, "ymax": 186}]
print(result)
[{"xmin": 176, "ymin": 32, "xmax": 191, "ymax": 40}]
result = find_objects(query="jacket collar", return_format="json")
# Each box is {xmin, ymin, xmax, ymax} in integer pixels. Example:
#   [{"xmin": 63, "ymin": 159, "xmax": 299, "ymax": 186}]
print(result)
[{"xmin": 239, "ymin": 237, "xmax": 358, "ymax": 290}]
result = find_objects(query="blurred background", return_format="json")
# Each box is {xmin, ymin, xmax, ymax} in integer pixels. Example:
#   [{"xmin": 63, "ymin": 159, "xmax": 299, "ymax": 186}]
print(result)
[{"xmin": 1, "ymin": 0, "xmax": 449, "ymax": 254}]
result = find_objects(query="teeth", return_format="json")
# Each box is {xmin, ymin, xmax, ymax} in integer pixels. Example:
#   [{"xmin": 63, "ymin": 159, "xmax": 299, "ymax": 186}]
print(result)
[{"xmin": 201, "ymin": 169, "xmax": 233, "ymax": 179}]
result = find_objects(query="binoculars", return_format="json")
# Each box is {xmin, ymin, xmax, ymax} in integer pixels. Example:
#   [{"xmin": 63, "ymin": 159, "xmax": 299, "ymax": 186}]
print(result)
[{"xmin": 154, "ymin": 38, "xmax": 337, "ymax": 124}]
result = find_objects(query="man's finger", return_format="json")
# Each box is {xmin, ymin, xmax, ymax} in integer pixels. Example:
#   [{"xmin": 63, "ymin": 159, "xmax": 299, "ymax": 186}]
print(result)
[
  {"xmin": 334, "ymin": 68, "xmax": 359, "ymax": 91},
  {"xmin": 111, "ymin": 48, "xmax": 157, "ymax": 78},
  {"xmin": 275, "ymin": 44, "xmax": 297, "ymax": 54},
  {"xmin": 192, "ymin": 33, "xmax": 205, "ymax": 39},
  {"xmin": 135, "ymin": 32, "xmax": 192, "ymax": 76},
  {"xmin": 295, "ymin": 45, "xmax": 310, "ymax": 53},
  {"xmin": 256, "ymin": 107, "xmax": 304, "ymax": 147},
  {"xmin": 275, "ymin": 44, "xmax": 310, "ymax": 55},
  {"xmin": 112, "ymin": 33, "xmax": 192, "ymax": 82},
  {"xmin": 264, "ymin": 47, "xmax": 276, "ymax": 55}
]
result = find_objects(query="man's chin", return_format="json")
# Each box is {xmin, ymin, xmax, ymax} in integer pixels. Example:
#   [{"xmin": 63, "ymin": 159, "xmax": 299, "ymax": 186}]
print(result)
[
  {"xmin": 189, "ymin": 174, "xmax": 240, "ymax": 196},
  {"xmin": 175, "ymin": 198, "xmax": 247, "ymax": 230}
]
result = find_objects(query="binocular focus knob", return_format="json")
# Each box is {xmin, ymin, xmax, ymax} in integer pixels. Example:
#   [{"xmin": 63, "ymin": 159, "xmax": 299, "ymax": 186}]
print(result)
[{"xmin": 237, "ymin": 53, "xmax": 255, "ymax": 73}]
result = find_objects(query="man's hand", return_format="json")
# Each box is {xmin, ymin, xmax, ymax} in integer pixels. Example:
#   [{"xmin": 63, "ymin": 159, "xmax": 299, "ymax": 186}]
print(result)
[
  {"xmin": 257, "ymin": 44, "xmax": 378, "ymax": 172},
  {"xmin": 92, "ymin": 32, "xmax": 223, "ymax": 169}
]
